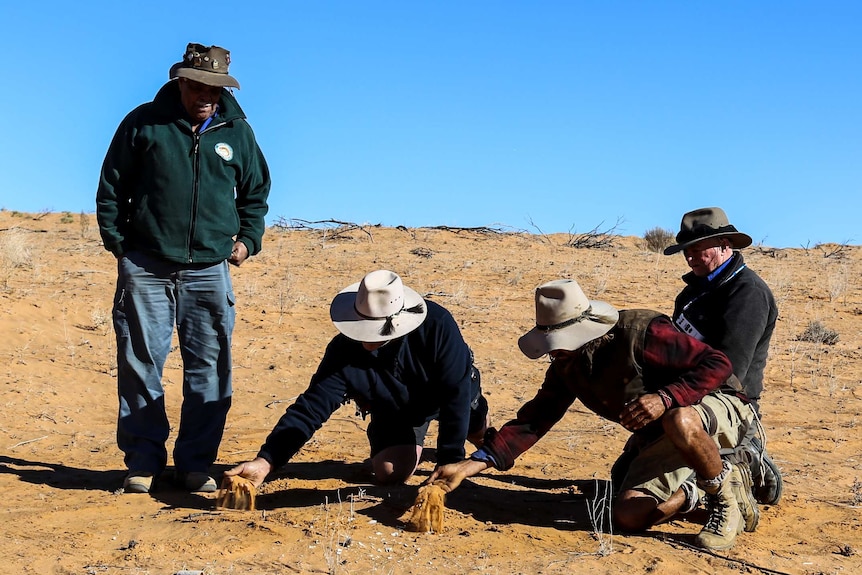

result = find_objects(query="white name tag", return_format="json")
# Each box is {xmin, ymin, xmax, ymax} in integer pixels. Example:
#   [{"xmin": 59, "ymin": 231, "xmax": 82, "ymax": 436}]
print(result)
[{"xmin": 675, "ymin": 313, "xmax": 705, "ymax": 341}]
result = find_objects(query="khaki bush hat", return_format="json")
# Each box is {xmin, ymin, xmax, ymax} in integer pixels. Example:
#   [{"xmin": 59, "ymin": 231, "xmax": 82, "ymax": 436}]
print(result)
[
  {"xmin": 518, "ymin": 279, "xmax": 619, "ymax": 359},
  {"xmin": 663, "ymin": 207, "xmax": 752, "ymax": 255},
  {"xmin": 169, "ymin": 43, "xmax": 240, "ymax": 89},
  {"xmin": 330, "ymin": 270, "xmax": 428, "ymax": 343}
]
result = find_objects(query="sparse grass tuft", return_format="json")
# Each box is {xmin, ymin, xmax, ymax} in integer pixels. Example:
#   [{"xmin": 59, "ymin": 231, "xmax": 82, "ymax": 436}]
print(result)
[
  {"xmin": 411, "ymin": 247, "xmax": 434, "ymax": 259},
  {"xmin": 79, "ymin": 211, "xmax": 90, "ymax": 237},
  {"xmin": 852, "ymin": 478, "xmax": 862, "ymax": 506}
]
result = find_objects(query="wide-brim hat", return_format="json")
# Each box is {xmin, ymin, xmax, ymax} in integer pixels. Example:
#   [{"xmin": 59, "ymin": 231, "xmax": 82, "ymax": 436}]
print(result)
[
  {"xmin": 518, "ymin": 279, "xmax": 619, "ymax": 359},
  {"xmin": 663, "ymin": 207, "xmax": 752, "ymax": 255},
  {"xmin": 169, "ymin": 43, "xmax": 240, "ymax": 89},
  {"xmin": 330, "ymin": 270, "xmax": 428, "ymax": 343}
]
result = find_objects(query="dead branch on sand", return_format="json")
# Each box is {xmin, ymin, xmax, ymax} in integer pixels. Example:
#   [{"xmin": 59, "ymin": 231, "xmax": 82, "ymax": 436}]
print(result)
[
  {"xmin": 657, "ymin": 535, "xmax": 794, "ymax": 575},
  {"xmin": 564, "ymin": 217, "xmax": 623, "ymax": 249},
  {"xmin": 271, "ymin": 217, "xmax": 379, "ymax": 242}
]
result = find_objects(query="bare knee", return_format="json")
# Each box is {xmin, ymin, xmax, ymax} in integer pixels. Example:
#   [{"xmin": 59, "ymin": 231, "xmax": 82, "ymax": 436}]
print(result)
[
  {"xmin": 371, "ymin": 445, "xmax": 422, "ymax": 484},
  {"xmin": 613, "ymin": 490, "xmax": 659, "ymax": 532},
  {"xmin": 662, "ymin": 406, "xmax": 701, "ymax": 441}
]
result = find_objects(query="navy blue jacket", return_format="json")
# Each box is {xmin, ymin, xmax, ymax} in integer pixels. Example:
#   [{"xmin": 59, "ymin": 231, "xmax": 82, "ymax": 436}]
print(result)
[{"xmin": 258, "ymin": 300, "xmax": 475, "ymax": 468}]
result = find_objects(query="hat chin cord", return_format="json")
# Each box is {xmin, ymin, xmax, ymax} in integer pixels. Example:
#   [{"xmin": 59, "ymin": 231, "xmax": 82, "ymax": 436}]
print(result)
[
  {"xmin": 536, "ymin": 306, "xmax": 597, "ymax": 333},
  {"xmin": 354, "ymin": 302, "xmax": 425, "ymax": 336}
]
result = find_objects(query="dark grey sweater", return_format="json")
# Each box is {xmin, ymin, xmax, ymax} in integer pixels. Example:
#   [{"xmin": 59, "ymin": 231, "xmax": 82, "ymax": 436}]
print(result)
[{"xmin": 672, "ymin": 252, "xmax": 777, "ymax": 414}]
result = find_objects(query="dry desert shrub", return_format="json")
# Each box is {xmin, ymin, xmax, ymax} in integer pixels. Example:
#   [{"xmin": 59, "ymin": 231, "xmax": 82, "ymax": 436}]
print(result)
[
  {"xmin": 0, "ymin": 227, "xmax": 34, "ymax": 290},
  {"xmin": 797, "ymin": 320, "xmax": 839, "ymax": 345},
  {"xmin": 816, "ymin": 242, "xmax": 851, "ymax": 259},
  {"xmin": 0, "ymin": 227, "xmax": 32, "ymax": 269},
  {"xmin": 826, "ymin": 263, "xmax": 849, "ymax": 304},
  {"xmin": 563, "ymin": 218, "xmax": 622, "ymax": 250},
  {"xmin": 642, "ymin": 227, "xmax": 675, "ymax": 253}
]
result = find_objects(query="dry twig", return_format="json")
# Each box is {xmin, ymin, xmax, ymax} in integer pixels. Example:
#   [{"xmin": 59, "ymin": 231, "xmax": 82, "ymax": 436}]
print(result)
[
  {"xmin": 564, "ymin": 217, "xmax": 623, "ymax": 249},
  {"xmin": 8, "ymin": 435, "xmax": 48, "ymax": 449},
  {"xmin": 271, "ymin": 217, "xmax": 379, "ymax": 241},
  {"xmin": 657, "ymin": 534, "xmax": 794, "ymax": 575}
]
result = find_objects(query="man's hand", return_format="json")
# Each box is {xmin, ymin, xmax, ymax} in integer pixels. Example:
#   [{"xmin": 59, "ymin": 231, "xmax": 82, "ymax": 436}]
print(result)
[
  {"xmin": 228, "ymin": 241, "xmax": 249, "ymax": 266},
  {"xmin": 619, "ymin": 393, "xmax": 666, "ymax": 431},
  {"xmin": 216, "ymin": 475, "xmax": 257, "ymax": 511},
  {"xmin": 428, "ymin": 459, "xmax": 489, "ymax": 493},
  {"xmin": 224, "ymin": 457, "xmax": 272, "ymax": 489}
]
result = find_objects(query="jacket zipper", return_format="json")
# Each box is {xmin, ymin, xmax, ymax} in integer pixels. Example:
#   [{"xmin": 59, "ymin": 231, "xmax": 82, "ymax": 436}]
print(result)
[
  {"xmin": 187, "ymin": 119, "xmax": 225, "ymax": 263},
  {"xmin": 188, "ymin": 133, "xmax": 201, "ymax": 262}
]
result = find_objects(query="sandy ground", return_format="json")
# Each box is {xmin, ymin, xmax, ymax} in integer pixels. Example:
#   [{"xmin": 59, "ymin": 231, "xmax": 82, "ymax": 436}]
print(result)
[{"xmin": 0, "ymin": 210, "xmax": 860, "ymax": 575}]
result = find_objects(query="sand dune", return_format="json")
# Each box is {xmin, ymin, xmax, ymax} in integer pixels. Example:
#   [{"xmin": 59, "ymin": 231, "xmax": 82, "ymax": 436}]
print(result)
[{"xmin": 0, "ymin": 210, "xmax": 859, "ymax": 574}]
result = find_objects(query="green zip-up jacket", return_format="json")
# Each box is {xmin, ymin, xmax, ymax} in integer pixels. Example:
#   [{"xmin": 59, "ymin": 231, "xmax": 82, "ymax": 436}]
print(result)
[{"xmin": 96, "ymin": 81, "xmax": 271, "ymax": 263}]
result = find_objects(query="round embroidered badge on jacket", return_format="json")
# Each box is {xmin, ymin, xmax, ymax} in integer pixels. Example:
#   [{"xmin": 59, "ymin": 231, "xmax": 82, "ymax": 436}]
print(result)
[{"xmin": 214, "ymin": 142, "xmax": 234, "ymax": 161}]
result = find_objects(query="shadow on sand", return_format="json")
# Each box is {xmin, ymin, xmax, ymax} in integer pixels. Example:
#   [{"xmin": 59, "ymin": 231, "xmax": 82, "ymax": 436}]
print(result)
[{"xmin": 0, "ymin": 454, "xmax": 631, "ymax": 534}]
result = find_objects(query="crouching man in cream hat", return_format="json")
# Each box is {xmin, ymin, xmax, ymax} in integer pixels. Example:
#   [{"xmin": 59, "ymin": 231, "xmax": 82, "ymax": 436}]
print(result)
[
  {"xmin": 430, "ymin": 279, "xmax": 759, "ymax": 551},
  {"xmin": 226, "ymin": 270, "xmax": 489, "ymax": 487}
]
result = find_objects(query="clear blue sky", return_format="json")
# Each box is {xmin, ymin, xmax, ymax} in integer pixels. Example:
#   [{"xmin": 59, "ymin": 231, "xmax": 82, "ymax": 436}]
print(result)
[{"xmin": 1, "ymin": 1, "xmax": 859, "ymax": 248}]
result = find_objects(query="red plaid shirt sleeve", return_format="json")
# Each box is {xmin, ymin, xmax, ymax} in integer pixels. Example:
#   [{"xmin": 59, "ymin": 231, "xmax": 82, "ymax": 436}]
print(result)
[
  {"xmin": 483, "ymin": 316, "xmax": 733, "ymax": 470},
  {"xmin": 642, "ymin": 316, "xmax": 734, "ymax": 407}
]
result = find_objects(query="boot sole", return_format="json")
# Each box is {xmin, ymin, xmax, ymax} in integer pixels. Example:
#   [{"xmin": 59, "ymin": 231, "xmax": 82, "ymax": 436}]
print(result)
[
  {"xmin": 735, "ymin": 464, "xmax": 760, "ymax": 532},
  {"xmin": 755, "ymin": 453, "xmax": 783, "ymax": 505}
]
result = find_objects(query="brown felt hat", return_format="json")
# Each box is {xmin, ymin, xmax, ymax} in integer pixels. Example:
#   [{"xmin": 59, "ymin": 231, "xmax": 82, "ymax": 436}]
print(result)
[
  {"xmin": 663, "ymin": 207, "xmax": 752, "ymax": 255},
  {"xmin": 169, "ymin": 43, "xmax": 240, "ymax": 89}
]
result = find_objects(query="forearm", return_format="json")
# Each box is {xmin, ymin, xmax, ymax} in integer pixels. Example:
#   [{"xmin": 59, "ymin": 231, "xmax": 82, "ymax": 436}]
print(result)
[
  {"xmin": 429, "ymin": 458, "xmax": 490, "ymax": 493},
  {"xmin": 257, "ymin": 381, "xmax": 344, "ymax": 469},
  {"xmin": 644, "ymin": 319, "xmax": 733, "ymax": 405}
]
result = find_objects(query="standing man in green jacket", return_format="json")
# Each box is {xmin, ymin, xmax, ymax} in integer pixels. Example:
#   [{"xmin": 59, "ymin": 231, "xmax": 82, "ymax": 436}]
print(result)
[{"xmin": 96, "ymin": 43, "xmax": 271, "ymax": 494}]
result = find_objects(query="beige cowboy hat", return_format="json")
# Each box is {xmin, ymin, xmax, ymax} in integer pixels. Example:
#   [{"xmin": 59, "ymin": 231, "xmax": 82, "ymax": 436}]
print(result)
[
  {"xmin": 663, "ymin": 207, "xmax": 752, "ymax": 255},
  {"xmin": 169, "ymin": 43, "xmax": 240, "ymax": 89},
  {"xmin": 330, "ymin": 270, "xmax": 428, "ymax": 342},
  {"xmin": 518, "ymin": 279, "xmax": 620, "ymax": 359}
]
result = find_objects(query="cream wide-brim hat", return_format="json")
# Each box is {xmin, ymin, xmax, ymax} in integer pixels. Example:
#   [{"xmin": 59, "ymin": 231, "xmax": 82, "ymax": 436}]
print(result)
[
  {"xmin": 330, "ymin": 270, "xmax": 428, "ymax": 343},
  {"xmin": 518, "ymin": 279, "xmax": 620, "ymax": 359}
]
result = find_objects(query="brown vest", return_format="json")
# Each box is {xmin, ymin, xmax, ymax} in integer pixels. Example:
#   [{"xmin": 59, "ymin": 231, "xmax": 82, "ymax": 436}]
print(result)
[{"xmin": 549, "ymin": 309, "xmax": 741, "ymax": 424}]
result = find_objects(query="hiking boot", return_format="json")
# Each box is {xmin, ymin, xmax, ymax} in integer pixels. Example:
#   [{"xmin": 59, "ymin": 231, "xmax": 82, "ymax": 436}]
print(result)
[
  {"xmin": 123, "ymin": 472, "xmax": 154, "ymax": 494},
  {"xmin": 746, "ymin": 437, "xmax": 783, "ymax": 505},
  {"xmin": 695, "ymin": 464, "xmax": 742, "ymax": 550},
  {"xmin": 175, "ymin": 471, "xmax": 218, "ymax": 493},
  {"xmin": 729, "ymin": 462, "xmax": 760, "ymax": 532}
]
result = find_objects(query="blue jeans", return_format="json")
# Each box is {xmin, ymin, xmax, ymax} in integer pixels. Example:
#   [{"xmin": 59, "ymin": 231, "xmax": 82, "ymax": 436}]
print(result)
[{"xmin": 113, "ymin": 251, "xmax": 235, "ymax": 475}]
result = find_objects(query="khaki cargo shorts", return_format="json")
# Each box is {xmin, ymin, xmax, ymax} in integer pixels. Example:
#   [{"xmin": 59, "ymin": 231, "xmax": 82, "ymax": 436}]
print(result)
[{"xmin": 620, "ymin": 392, "xmax": 755, "ymax": 501}]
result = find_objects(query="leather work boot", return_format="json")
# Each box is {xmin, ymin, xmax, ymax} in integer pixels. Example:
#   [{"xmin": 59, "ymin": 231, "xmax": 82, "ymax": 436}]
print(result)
[
  {"xmin": 123, "ymin": 472, "xmax": 154, "ymax": 494},
  {"xmin": 730, "ymin": 462, "xmax": 760, "ymax": 532},
  {"xmin": 175, "ymin": 471, "xmax": 218, "ymax": 493},
  {"xmin": 695, "ymin": 465, "xmax": 743, "ymax": 550}
]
